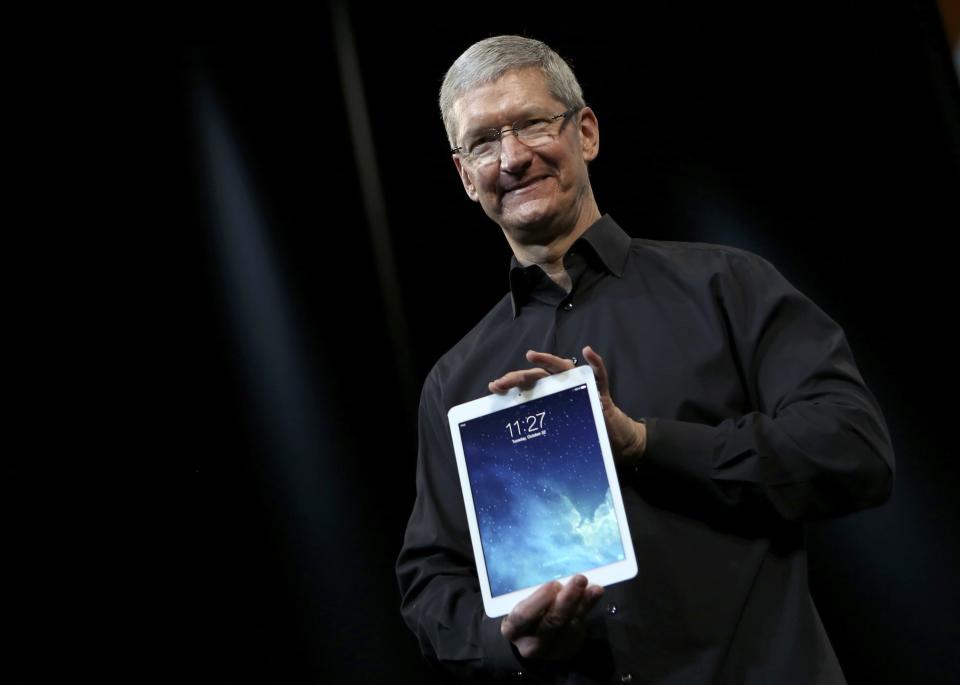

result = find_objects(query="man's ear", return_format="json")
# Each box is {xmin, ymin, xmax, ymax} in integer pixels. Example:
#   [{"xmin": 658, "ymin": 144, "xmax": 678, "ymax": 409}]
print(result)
[
  {"xmin": 578, "ymin": 106, "xmax": 600, "ymax": 163},
  {"xmin": 453, "ymin": 156, "xmax": 480, "ymax": 202}
]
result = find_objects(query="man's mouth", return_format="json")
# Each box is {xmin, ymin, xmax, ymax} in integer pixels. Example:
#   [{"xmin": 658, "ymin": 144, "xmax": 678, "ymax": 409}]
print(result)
[{"xmin": 503, "ymin": 176, "xmax": 548, "ymax": 196}]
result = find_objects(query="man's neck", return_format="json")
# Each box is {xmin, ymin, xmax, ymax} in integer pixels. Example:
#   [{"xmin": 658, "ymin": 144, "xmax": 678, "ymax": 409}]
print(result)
[{"xmin": 508, "ymin": 205, "xmax": 601, "ymax": 293}]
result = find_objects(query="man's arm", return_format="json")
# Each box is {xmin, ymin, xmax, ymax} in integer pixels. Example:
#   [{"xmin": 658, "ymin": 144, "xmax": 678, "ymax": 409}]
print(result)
[
  {"xmin": 490, "ymin": 253, "xmax": 894, "ymax": 523},
  {"xmin": 632, "ymin": 252, "xmax": 894, "ymax": 522}
]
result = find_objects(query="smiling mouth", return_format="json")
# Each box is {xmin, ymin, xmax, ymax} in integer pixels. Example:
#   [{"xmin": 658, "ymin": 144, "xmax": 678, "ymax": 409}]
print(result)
[{"xmin": 503, "ymin": 177, "xmax": 548, "ymax": 196}]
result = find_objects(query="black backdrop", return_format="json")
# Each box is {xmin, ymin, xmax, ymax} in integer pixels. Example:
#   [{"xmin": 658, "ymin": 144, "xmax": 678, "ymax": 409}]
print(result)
[{"xmin": 84, "ymin": 1, "xmax": 960, "ymax": 682}]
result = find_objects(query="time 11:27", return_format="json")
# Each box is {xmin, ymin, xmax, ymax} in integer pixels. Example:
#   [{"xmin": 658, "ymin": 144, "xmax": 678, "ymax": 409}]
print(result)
[{"xmin": 506, "ymin": 412, "xmax": 546, "ymax": 438}]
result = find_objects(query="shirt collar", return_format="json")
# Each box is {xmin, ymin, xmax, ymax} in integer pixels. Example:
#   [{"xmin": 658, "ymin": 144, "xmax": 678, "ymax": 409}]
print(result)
[{"xmin": 508, "ymin": 213, "xmax": 632, "ymax": 318}]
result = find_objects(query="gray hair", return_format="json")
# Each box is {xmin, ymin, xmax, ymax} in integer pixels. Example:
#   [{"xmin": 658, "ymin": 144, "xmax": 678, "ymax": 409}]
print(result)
[{"xmin": 439, "ymin": 35, "xmax": 586, "ymax": 149}]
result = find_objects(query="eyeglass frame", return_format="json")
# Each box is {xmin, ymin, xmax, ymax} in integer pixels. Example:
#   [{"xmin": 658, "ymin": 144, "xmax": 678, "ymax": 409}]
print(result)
[{"xmin": 450, "ymin": 107, "xmax": 580, "ymax": 163}]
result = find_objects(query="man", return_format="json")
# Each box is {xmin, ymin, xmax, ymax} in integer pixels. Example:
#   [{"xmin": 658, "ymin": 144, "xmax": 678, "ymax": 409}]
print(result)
[{"xmin": 396, "ymin": 35, "xmax": 894, "ymax": 684}]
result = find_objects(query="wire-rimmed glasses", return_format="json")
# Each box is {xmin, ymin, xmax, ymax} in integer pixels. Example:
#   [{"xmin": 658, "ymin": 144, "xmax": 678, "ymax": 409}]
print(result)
[{"xmin": 451, "ymin": 108, "xmax": 578, "ymax": 167}]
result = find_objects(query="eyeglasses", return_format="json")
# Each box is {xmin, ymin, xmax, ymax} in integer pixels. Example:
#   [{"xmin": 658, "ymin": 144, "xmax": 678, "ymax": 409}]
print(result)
[{"xmin": 451, "ymin": 108, "xmax": 578, "ymax": 167}]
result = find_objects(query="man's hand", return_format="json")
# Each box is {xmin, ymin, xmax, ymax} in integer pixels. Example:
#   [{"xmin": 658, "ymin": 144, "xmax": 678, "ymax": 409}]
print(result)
[
  {"xmin": 501, "ymin": 575, "xmax": 604, "ymax": 660},
  {"xmin": 488, "ymin": 346, "xmax": 647, "ymax": 464}
]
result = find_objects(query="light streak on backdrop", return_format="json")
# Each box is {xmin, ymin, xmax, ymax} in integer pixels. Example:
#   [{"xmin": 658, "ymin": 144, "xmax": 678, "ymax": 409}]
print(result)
[{"xmin": 195, "ymin": 82, "xmax": 341, "ymax": 547}]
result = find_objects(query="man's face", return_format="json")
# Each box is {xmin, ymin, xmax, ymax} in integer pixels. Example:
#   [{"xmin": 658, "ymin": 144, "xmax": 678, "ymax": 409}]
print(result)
[{"xmin": 451, "ymin": 68, "xmax": 599, "ymax": 242}]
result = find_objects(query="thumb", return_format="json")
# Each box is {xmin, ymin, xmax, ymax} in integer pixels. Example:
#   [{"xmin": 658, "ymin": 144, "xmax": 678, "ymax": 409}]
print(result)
[{"xmin": 582, "ymin": 345, "xmax": 610, "ymax": 397}]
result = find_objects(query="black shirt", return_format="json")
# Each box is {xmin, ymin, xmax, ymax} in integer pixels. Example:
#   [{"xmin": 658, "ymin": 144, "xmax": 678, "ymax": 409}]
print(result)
[{"xmin": 396, "ymin": 214, "xmax": 894, "ymax": 684}]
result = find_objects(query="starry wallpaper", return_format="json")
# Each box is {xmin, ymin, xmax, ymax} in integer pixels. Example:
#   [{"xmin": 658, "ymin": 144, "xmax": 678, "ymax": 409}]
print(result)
[{"xmin": 459, "ymin": 384, "xmax": 626, "ymax": 596}]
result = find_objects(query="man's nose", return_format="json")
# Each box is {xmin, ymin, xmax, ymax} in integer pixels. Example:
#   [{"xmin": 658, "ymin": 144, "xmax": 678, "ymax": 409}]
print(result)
[{"xmin": 499, "ymin": 133, "xmax": 533, "ymax": 172}]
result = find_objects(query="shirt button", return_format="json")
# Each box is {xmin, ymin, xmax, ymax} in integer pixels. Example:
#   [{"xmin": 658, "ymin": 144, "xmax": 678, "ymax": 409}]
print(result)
[
  {"xmin": 606, "ymin": 602, "xmax": 618, "ymax": 616},
  {"xmin": 562, "ymin": 302, "xmax": 574, "ymax": 311},
  {"xmin": 620, "ymin": 673, "xmax": 633, "ymax": 684},
  {"xmin": 570, "ymin": 356, "xmax": 578, "ymax": 365}
]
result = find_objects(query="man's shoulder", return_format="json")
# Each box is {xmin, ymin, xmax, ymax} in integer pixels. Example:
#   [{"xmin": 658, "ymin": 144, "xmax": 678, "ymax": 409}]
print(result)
[
  {"xmin": 592, "ymin": 214, "xmax": 775, "ymax": 276},
  {"xmin": 625, "ymin": 235, "xmax": 774, "ymax": 274},
  {"xmin": 621, "ymin": 235, "xmax": 805, "ymax": 308}
]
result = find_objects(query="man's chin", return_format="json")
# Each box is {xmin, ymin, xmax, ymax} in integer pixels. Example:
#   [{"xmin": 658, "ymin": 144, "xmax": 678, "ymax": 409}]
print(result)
[
  {"xmin": 498, "ymin": 200, "xmax": 558, "ymax": 235},
  {"xmin": 500, "ymin": 217, "xmax": 563, "ymax": 246}
]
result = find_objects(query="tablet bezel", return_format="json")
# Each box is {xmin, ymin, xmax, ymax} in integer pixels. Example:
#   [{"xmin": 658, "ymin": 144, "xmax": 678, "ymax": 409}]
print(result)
[{"xmin": 447, "ymin": 364, "xmax": 638, "ymax": 618}]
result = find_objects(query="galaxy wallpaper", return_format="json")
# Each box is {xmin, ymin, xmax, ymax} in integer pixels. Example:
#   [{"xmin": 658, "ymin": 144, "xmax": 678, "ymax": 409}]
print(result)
[{"xmin": 459, "ymin": 384, "xmax": 626, "ymax": 596}]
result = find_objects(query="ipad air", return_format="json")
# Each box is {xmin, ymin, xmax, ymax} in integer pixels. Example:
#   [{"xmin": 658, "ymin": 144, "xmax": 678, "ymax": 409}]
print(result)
[{"xmin": 447, "ymin": 365, "xmax": 638, "ymax": 618}]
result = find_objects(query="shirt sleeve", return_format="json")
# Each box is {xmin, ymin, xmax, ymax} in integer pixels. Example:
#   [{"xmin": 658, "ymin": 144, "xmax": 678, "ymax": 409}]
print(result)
[
  {"xmin": 396, "ymin": 372, "xmax": 549, "ymax": 682},
  {"xmin": 634, "ymin": 251, "xmax": 895, "ymax": 522}
]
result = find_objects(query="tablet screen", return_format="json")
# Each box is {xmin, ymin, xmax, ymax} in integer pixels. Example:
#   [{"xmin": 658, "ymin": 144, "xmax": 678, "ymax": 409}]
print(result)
[{"xmin": 457, "ymin": 382, "xmax": 627, "ymax": 597}]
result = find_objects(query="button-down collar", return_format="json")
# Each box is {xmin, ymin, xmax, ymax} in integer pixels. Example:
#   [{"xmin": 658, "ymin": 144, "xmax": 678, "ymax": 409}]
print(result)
[{"xmin": 508, "ymin": 214, "xmax": 632, "ymax": 318}]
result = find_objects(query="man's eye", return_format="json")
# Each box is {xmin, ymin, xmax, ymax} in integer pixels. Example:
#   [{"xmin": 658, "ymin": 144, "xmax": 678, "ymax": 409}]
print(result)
[
  {"xmin": 521, "ymin": 119, "xmax": 549, "ymax": 131},
  {"xmin": 469, "ymin": 140, "xmax": 496, "ymax": 157},
  {"xmin": 468, "ymin": 132, "xmax": 498, "ymax": 153}
]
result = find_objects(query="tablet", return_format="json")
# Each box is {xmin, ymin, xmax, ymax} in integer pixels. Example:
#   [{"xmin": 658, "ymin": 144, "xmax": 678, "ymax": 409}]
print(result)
[{"xmin": 447, "ymin": 364, "xmax": 637, "ymax": 618}]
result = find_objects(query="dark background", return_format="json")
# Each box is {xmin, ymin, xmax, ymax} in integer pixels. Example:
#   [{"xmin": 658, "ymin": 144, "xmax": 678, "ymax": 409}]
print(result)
[{"xmin": 69, "ymin": 1, "xmax": 960, "ymax": 682}]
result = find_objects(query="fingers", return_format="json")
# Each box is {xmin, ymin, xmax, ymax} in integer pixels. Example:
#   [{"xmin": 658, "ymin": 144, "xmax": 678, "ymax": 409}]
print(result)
[
  {"xmin": 576, "ymin": 583, "xmax": 605, "ymax": 620},
  {"xmin": 489, "ymin": 367, "xmax": 551, "ymax": 394},
  {"xmin": 502, "ymin": 581, "xmax": 562, "ymax": 639},
  {"xmin": 525, "ymin": 350, "xmax": 577, "ymax": 374},
  {"xmin": 582, "ymin": 345, "xmax": 610, "ymax": 397},
  {"xmin": 539, "ymin": 575, "xmax": 587, "ymax": 631},
  {"xmin": 488, "ymin": 349, "xmax": 575, "ymax": 394},
  {"xmin": 503, "ymin": 576, "xmax": 604, "ymax": 659}
]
